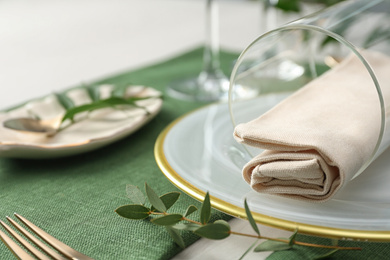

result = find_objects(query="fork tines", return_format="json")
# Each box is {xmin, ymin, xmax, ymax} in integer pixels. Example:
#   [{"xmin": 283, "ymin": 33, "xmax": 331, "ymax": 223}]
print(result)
[{"xmin": 0, "ymin": 213, "xmax": 93, "ymax": 260}]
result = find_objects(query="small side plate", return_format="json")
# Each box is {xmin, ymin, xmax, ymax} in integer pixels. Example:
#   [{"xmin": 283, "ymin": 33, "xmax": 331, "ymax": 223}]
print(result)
[{"xmin": 0, "ymin": 85, "xmax": 162, "ymax": 159}]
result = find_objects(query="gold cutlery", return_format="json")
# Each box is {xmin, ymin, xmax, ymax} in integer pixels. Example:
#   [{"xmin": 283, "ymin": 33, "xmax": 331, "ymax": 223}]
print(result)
[{"xmin": 0, "ymin": 213, "xmax": 93, "ymax": 260}]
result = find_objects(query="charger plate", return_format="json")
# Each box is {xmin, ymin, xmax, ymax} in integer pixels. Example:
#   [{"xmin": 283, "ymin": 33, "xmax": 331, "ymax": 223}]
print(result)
[{"xmin": 155, "ymin": 94, "xmax": 390, "ymax": 241}]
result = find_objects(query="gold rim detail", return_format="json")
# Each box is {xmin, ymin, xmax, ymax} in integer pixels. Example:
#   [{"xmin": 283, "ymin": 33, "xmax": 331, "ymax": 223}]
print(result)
[{"xmin": 154, "ymin": 109, "xmax": 390, "ymax": 242}]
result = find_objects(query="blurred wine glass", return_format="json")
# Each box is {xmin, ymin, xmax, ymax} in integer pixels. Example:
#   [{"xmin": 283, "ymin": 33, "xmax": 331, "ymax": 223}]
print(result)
[
  {"xmin": 166, "ymin": 0, "xmax": 230, "ymax": 102},
  {"xmin": 166, "ymin": 0, "xmax": 330, "ymax": 103}
]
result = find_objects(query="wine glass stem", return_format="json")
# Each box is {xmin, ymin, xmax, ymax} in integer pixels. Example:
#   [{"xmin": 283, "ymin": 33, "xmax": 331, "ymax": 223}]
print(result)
[
  {"xmin": 262, "ymin": 0, "xmax": 278, "ymax": 32},
  {"xmin": 202, "ymin": 0, "xmax": 222, "ymax": 76}
]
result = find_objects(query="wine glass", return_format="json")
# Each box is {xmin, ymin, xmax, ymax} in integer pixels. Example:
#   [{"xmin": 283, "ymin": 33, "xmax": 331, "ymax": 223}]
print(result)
[
  {"xmin": 166, "ymin": 0, "xmax": 230, "ymax": 102},
  {"xmin": 229, "ymin": 0, "xmax": 390, "ymax": 180}
]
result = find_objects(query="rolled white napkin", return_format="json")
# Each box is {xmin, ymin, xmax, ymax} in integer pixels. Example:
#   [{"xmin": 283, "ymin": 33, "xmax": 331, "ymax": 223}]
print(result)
[{"xmin": 234, "ymin": 51, "xmax": 390, "ymax": 202}]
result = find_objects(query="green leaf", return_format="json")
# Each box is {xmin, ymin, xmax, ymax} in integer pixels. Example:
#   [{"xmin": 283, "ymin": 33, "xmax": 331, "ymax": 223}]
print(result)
[
  {"xmin": 238, "ymin": 240, "xmax": 259, "ymax": 260},
  {"xmin": 161, "ymin": 192, "xmax": 180, "ymax": 210},
  {"xmin": 313, "ymin": 249, "xmax": 339, "ymax": 260},
  {"xmin": 244, "ymin": 199, "xmax": 260, "ymax": 236},
  {"xmin": 61, "ymin": 101, "xmax": 107, "ymax": 122},
  {"xmin": 275, "ymin": 0, "xmax": 301, "ymax": 12},
  {"xmin": 145, "ymin": 183, "xmax": 166, "ymax": 212},
  {"xmin": 194, "ymin": 223, "xmax": 230, "ymax": 240},
  {"xmin": 172, "ymin": 223, "xmax": 201, "ymax": 231},
  {"xmin": 289, "ymin": 229, "xmax": 298, "ymax": 246},
  {"xmin": 115, "ymin": 204, "xmax": 150, "ymax": 220},
  {"xmin": 111, "ymin": 83, "xmax": 131, "ymax": 97},
  {"xmin": 86, "ymin": 84, "xmax": 100, "ymax": 102},
  {"xmin": 151, "ymin": 192, "xmax": 180, "ymax": 212},
  {"xmin": 254, "ymin": 240, "xmax": 291, "ymax": 252},
  {"xmin": 200, "ymin": 192, "xmax": 211, "ymax": 224},
  {"xmin": 321, "ymin": 36, "xmax": 337, "ymax": 47},
  {"xmin": 184, "ymin": 205, "xmax": 198, "ymax": 217},
  {"xmin": 126, "ymin": 184, "xmax": 145, "ymax": 205},
  {"xmin": 151, "ymin": 214, "xmax": 183, "ymax": 226},
  {"xmin": 320, "ymin": 14, "xmax": 356, "ymax": 48},
  {"xmin": 165, "ymin": 226, "xmax": 185, "ymax": 249},
  {"xmin": 213, "ymin": 220, "xmax": 230, "ymax": 230},
  {"xmin": 60, "ymin": 96, "xmax": 147, "ymax": 123},
  {"xmin": 55, "ymin": 92, "xmax": 75, "ymax": 110}
]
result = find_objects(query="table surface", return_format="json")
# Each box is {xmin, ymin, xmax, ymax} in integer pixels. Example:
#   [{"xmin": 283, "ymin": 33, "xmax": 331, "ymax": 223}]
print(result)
[{"xmin": 0, "ymin": 1, "xmax": 311, "ymax": 259}]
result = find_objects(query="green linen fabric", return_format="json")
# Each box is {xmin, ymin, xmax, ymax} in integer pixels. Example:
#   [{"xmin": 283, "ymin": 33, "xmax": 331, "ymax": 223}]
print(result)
[
  {"xmin": 267, "ymin": 234, "xmax": 390, "ymax": 260},
  {"xmin": 2, "ymin": 47, "xmax": 390, "ymax": 260},
  {"xmin": 0, "ymin": 47, "xmax": 237, "ymax": 260}
]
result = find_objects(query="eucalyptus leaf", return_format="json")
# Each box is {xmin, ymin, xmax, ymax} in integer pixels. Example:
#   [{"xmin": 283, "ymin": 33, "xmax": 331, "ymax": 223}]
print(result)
[
  {"xmin": 116, "ymin": 185, "xmax": 361, "ymax": 255},
  {"xmin": 200, "ymin": 192, "xmax": 211, "ymax": 224},
  {"xmin": 313, "ymin": 249, "xmax": 339, "ymax": 260},
  {"xmin": 184, "ymin": 205, "xmax": 198, "ymax": 217},
  {"xmin": 145, "ymin": 183, "xmax": 166, "ymax": 212},
  {"xmin": 238, "ymin": 240, "xmax": 259, "ymax": 260},
  {"xmin": 86, "ymin": 85, "xmax": 100, "ymax": 102},
  {"xmin": 126, "ymin": 184, "xmax": 145, "ymax": 205},
  {"xmin": 115, "ymin": 204, "xmax": 150, "ymax": 220},
  {"xmin": 244, "ymin": 199, "xmax": 260, "ymax": 236},
  {"xmin": 110, "ymin": 82, "xmax": 130, "ymax": 97},
  {"xmin": 269, "ymin": 0, "xmax": 341, "ymax": 13},
  {"xmin": 213, "ymin": 220, "xmax": 230, "ymax": 230},
  {"xmin": 254, "ymin": 240, "xmax": 291, "ymax": 252},
  {"xmin": 151, "ymin": 192, "xmax": 180, "ymax": 212},
  {"xmin": 274, "ymin": 0, "xmax": 300, "ymax": 12},
  {"xmin": 61, "ymin": 102, "xmax": 105, "ymax": 122},
  {"xmin": 289, "ymin": 229, "xmax": 298, "ymax": 246},
  {"xmin": 172, "ymin": 223, "xmax": 201, "ymax": 231},
  {"xmin": 61, "ymin": 96, "xmax": 148, "ymax": 123},
  {"xmin": 194, "ymin": 223, "xmax": 230, "ymax": 240},
  {"xmin": 151, "ymin": 214, "xmax": 183, "ymax": 226},
  {"xmin": 55, "ymin": 92, "xmax": 75, "ymax": 110},
  {"xmin": 165, "ymin": 226, "xmax": 185, "ymax": 249},
  {"xmin": 320, "ymin": 14, "xmax": 356, "ymax": 47}
]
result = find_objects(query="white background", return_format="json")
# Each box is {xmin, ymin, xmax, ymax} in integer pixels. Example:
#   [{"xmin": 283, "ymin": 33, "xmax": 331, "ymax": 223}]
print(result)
[{"xmin": 0, "ymin": 0, "xmax": 271, "ymax": 109}]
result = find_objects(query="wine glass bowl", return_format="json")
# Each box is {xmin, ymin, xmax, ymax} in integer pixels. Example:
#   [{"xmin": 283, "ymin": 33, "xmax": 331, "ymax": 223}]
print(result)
[{"xmin": 228, "ymin": 0, "xmax": 390, "ymax": 178}]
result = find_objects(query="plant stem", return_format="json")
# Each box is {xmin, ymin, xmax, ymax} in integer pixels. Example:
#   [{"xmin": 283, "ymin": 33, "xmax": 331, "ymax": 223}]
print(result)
[
  {"xmin": 151, "ymin": 211, "xmax": 360, "ymax": 251},
  {"xmin": 229, "ymin": 231, "xmax": 361, "ymax": 251},
  {"xmin": 150, "ymin": 211, "xmax": 165, "ymax": 215},
  {"xmin": 150, "ymin": 212, "xmax": 203, "ymax": 226},
  {"xmin": 182, "ymin": 217, "xmax": 203, "ymax": 226}
]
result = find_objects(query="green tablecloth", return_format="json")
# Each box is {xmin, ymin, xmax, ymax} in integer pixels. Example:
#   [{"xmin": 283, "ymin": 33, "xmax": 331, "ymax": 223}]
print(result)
[
  {"xmin": 1, "ymin": 47, "xmax": 390, "ymax": 260},
  {"xmin": 0, "ymin": 47, "xmax": 235, "ymax": 260}
]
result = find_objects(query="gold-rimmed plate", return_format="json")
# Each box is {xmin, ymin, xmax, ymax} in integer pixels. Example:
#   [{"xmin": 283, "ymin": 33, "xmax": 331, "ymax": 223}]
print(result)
[
  {"xmin": 155, "ymin": 96, "xmax": 390, "ymax": 242},
  {"xmin": 0, "ymin": 85, "xmax": 162, "ymax": 159}
]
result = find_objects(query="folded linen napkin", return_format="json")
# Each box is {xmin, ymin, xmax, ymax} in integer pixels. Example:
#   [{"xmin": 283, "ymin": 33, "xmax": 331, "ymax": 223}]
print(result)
[{"xmin": 234, "ymin": 51, "xmax": 390, "ymax": 202}]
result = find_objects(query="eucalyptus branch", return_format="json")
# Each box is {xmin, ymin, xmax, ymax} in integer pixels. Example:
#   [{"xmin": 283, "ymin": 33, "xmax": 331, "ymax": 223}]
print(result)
[
  {"xmin": 150, "ymin": 211, "xmax": 202, "ymax": 224},
  {"xmin": 178, "ymin": 216, "xmax": 203, "ymax": 226},
  {"xmin": 115, "ymin": 183, "xmax": 361, "ymax": 259},
  {"xmin": 55, "ymin": 84, "xmax": 161, "ymax": 131},
  {"xmin": 60, "ymin": 96, "xmax": 152, "ymax": 124},
  {"xmin": 229, "ymin": 231, "xmax": 361, "ymax": 250}
]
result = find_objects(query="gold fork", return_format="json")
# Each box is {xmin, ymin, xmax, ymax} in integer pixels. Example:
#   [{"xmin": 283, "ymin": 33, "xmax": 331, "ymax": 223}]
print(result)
[{"xmin": 0, "ymin": 213, "xmax": 93, "ymax": 260}]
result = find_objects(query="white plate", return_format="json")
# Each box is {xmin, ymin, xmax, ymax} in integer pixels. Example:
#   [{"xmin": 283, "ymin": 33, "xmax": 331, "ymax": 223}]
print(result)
[
  {"xmin": 155, "ymin": 94, "xmax": 390, "ymax": 241},
  {"xmin": 0, "ymin": 85, "xmax": 162, "ymax": 158}
]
